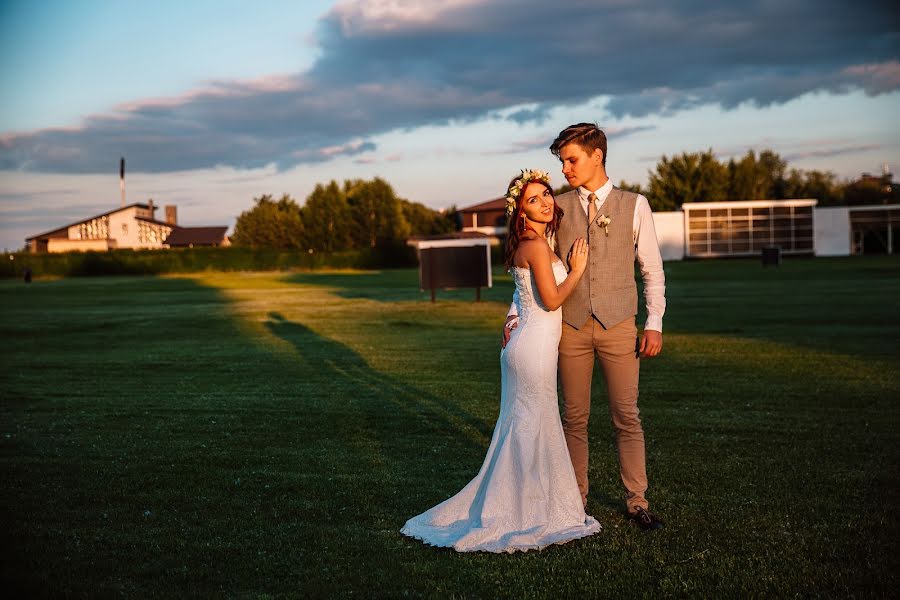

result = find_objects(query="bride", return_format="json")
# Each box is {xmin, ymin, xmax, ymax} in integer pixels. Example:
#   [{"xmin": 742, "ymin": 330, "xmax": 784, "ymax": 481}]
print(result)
[{"xmin": 401, "ymin": 169, "xmax": 601, "ymax": 553}]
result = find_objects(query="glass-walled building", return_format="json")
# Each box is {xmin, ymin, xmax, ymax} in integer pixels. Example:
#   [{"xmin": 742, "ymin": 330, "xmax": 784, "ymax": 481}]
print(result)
[
  {"xmin": 849, "ymin": 205, "xmax": 899, "ymax": 255},
  {"xmin": 682, "ymin": 199, "xmax": 817, "ymax": 258}
]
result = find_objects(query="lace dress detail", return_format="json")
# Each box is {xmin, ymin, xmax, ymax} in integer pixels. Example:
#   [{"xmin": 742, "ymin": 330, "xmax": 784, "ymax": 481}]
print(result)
[{"xmin": 401, "ymin": 261, "xmax": 601, "ymax": 552}]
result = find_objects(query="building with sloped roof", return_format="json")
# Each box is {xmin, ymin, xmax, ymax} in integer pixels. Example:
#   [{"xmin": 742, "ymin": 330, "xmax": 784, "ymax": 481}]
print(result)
[
  {"xmin": 458, "ymin": 197, "xmax": 506, "ymax": 237},
  {"xmin": 25, "ymin": 201, "xmax": 229, "ymax": 253}
]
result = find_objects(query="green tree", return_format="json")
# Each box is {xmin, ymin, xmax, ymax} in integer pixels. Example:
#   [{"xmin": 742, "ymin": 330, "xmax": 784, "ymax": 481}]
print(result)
[
  {"xmin": 618, "ymin": 180, "xmax": 644, "ymax": 195},
  {"xmin": 759, "ymin": 150, "xmax": 788, "ymax": 199},
  {"xmin": 302, "ymin": 181, "xmax": 353, "ymax": 252},
  {"xmin": 783, "ymin": 169, "xmax": 844, "ymax": 206},
  {"xmin": 345, "ymin": 178, "xmax": 411, "ymax": 248},
  {"xmin": 400, "ymin": 199, "xmax": 456, "ymax": 236},
  {"xmin": 232, "ymin": 194, "xmax": 305, "ymax": 249},
  {"xmin": 844, "ymin": 177, "xmax": 890, "ymax": 206},
  {"xmin": 727, "ymin": 150, "xmax": 787, "ymax": 200},
  {"xmin": 647, "ymin": 149, "xmax": 728, "ymax": 210},
  {"xmin": 553, "ymin": 183, "xmax": 574, "ymax": 196},
  {"xmin": 639, "ymin": 145, "xmax": 895, "ymax": 209}
]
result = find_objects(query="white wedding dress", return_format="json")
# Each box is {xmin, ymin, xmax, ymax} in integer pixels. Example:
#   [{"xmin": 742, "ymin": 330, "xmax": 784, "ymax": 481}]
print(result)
[{"xmin": 401, "ymin": 260, "xmax": 601, "ymax": 553}]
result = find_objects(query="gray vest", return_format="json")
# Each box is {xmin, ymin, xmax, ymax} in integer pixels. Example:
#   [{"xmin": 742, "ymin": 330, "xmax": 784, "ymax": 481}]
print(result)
[{"xmin": 555, "ymin": 187, "xmax": 638, "ymax": 329}]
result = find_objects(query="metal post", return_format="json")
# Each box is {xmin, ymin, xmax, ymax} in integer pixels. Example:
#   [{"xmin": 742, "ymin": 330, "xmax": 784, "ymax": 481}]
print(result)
[{"xmin": 888, "ymin": 215, "xmax": 893, "ymax": 255}]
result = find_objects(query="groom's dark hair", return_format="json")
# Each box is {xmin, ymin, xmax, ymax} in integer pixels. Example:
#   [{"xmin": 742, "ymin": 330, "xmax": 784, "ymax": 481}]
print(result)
[{"xmin": 550, "ymin": 123, "xmax": 607, "ymax": 167}]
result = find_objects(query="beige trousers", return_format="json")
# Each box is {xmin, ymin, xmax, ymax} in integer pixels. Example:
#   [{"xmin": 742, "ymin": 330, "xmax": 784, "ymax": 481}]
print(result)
[{"xmin": 558, "ymin": 316, "xmax": 648, "ymax": 512}]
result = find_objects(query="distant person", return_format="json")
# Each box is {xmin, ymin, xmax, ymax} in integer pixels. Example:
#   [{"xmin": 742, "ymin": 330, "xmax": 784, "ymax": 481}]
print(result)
[
  {"xmin": 504, "ymin": 123, "xmax": 667, "ymax": 530},
  {"xmin": 23, "ymin": 267, "xmax": 32, "ymax": 283},
  {"xmin": 402, "ymin": 169, "xmax": 601, "ymax": 552}
]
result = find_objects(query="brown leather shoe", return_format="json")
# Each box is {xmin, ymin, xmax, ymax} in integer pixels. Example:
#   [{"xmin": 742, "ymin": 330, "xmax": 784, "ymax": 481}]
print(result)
[{"xmin": 627, "ymin": 507, "xmax": 664, "ymax": 530}]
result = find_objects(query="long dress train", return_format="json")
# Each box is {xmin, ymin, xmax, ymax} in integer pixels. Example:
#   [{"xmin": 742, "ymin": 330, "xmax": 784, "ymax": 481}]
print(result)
[{"xmin": 401, "ymin": 261, "xmax": 600, "ymax": 553}]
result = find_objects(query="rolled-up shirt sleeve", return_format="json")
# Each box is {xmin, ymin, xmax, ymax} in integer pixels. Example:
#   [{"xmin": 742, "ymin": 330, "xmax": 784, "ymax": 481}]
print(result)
[{"xmin": 634, "ymin": 195, "xmax": 666, "ymax": 332}]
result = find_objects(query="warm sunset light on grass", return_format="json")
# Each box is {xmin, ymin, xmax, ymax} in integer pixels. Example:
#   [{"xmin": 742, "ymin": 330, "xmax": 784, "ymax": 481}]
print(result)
[{"xmin": 2, "ymin": 257, "xmax": 897, "ymax": 596}]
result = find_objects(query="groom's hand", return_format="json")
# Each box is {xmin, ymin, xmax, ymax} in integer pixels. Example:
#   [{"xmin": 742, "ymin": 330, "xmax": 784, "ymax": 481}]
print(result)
[{"xmin": 639, "ymin": 330, "xmax": 663, "ymax": 357}]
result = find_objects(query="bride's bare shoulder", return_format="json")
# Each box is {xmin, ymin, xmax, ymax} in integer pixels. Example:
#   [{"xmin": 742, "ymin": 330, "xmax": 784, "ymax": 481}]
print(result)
[{"xmin": 515, "ymin": 236, "xmax": 551, "ymax": 268}]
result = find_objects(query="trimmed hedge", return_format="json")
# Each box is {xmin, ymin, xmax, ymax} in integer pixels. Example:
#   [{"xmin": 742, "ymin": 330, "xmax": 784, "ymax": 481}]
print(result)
[{"xmin": 1, "ymin": 242, "xmax": 418, "ymax": 279}]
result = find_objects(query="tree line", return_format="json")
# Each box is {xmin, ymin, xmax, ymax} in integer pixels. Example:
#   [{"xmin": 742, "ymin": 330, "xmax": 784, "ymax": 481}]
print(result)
[
  {"xmin": 232, "ymin": 177, "xmax": 456, "ymax": 251},
  {"xmin": 234, "ymin": 150, "xmax": 895, "ymax": 249},
  {"xmin": 618, "ymin": 149, "xmax": 896, "ymax": 212}
]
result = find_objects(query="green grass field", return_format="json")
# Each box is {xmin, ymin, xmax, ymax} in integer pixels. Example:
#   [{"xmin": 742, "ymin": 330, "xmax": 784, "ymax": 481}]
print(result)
[{"xmin": 2, "ymin": 257, "xmax": 898, "ymax": 597}]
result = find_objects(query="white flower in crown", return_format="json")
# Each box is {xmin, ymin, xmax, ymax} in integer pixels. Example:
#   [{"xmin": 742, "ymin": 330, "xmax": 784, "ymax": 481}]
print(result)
[{"xmin": 505, "ymin": 168, "xmax": 552, "ymax": 216}]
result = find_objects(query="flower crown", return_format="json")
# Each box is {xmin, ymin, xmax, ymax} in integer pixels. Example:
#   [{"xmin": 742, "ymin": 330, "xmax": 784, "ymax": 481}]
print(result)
[{"xmin": 505, "ymin": 169, "xmax": 552, "ymax": 216}]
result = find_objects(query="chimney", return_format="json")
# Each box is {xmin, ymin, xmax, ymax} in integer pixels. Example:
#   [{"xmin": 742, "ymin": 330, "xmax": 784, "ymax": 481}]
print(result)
[
  {"xmin": 165, "ymin": 205, "xmax": 177, "ymax": 225},
  {"xmin": 148, "ymin": 199, "xmax": 154, "ymax": 216}
]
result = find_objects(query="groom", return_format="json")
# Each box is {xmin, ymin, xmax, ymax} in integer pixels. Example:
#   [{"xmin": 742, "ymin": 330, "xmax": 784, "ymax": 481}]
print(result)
[{"xmin": 503, "ymin": 123, "xmax": 666, "ymax": 530}]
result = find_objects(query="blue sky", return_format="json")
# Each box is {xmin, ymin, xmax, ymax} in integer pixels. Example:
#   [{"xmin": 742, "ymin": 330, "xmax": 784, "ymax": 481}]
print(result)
[{"xmin": 1, "ymin": 0, "xmax": 898, "ymax": 251}]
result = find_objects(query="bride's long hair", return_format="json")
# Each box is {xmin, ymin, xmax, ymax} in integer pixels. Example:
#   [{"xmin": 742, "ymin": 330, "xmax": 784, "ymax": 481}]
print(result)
[{"xmin": 503, "ymin": 178, "xmax": 564, "ymax": 270}]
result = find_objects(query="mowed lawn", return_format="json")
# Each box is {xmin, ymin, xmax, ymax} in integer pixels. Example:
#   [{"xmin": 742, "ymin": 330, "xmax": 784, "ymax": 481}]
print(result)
[{"xmin": 1, "ymin": 256, "xmax": 898, "ymax": 598}]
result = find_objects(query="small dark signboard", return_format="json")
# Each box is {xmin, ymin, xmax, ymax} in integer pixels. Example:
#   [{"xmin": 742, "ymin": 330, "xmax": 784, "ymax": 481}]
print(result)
[
  {"xmin": 761, "ymin": 245, "xmax": 781, "ymax": 267},
  {"xmin": 414, "ymin": 238, "xmax": 492, "ymax": 302}
]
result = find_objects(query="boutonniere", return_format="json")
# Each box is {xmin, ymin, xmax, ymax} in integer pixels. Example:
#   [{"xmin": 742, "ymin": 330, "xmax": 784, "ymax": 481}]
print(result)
[{"xmin": 597, "ymin": 215, "xmax": 611, "ymax": 236}]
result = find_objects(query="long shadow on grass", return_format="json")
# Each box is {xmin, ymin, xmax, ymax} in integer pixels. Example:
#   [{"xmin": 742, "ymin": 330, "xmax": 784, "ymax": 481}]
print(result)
[
  {"xmin": 1, "ymin": 277, "xmax": 505, "ymax": 595},
  {"xmin": 263, "ymin": 312, "xmax": 500, "ymax": 518}
]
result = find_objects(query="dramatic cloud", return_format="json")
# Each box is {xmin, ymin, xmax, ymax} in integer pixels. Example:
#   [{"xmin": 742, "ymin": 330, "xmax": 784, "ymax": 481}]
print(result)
[{"xmin": 1, "ymin": 0, "xmax": 897, "ymax": 173}]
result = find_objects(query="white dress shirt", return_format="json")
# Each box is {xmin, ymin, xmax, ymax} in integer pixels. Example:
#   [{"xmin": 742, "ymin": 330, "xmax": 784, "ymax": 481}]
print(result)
[{"xmin": 507, "ymin": 179, "xmax": 667, "ymax": 332}]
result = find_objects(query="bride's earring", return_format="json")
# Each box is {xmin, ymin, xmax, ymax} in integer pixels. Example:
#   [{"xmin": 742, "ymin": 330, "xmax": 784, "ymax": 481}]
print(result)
[{"xmin": 521, "ymin": 213, "xmax": 527, "ymax": 231}]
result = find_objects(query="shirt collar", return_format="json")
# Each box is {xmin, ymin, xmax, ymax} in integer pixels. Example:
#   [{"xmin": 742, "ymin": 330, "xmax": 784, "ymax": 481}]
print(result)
[{"xmin": 577, "ymin": 178, "xmax": 614, "ymax": 204}]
